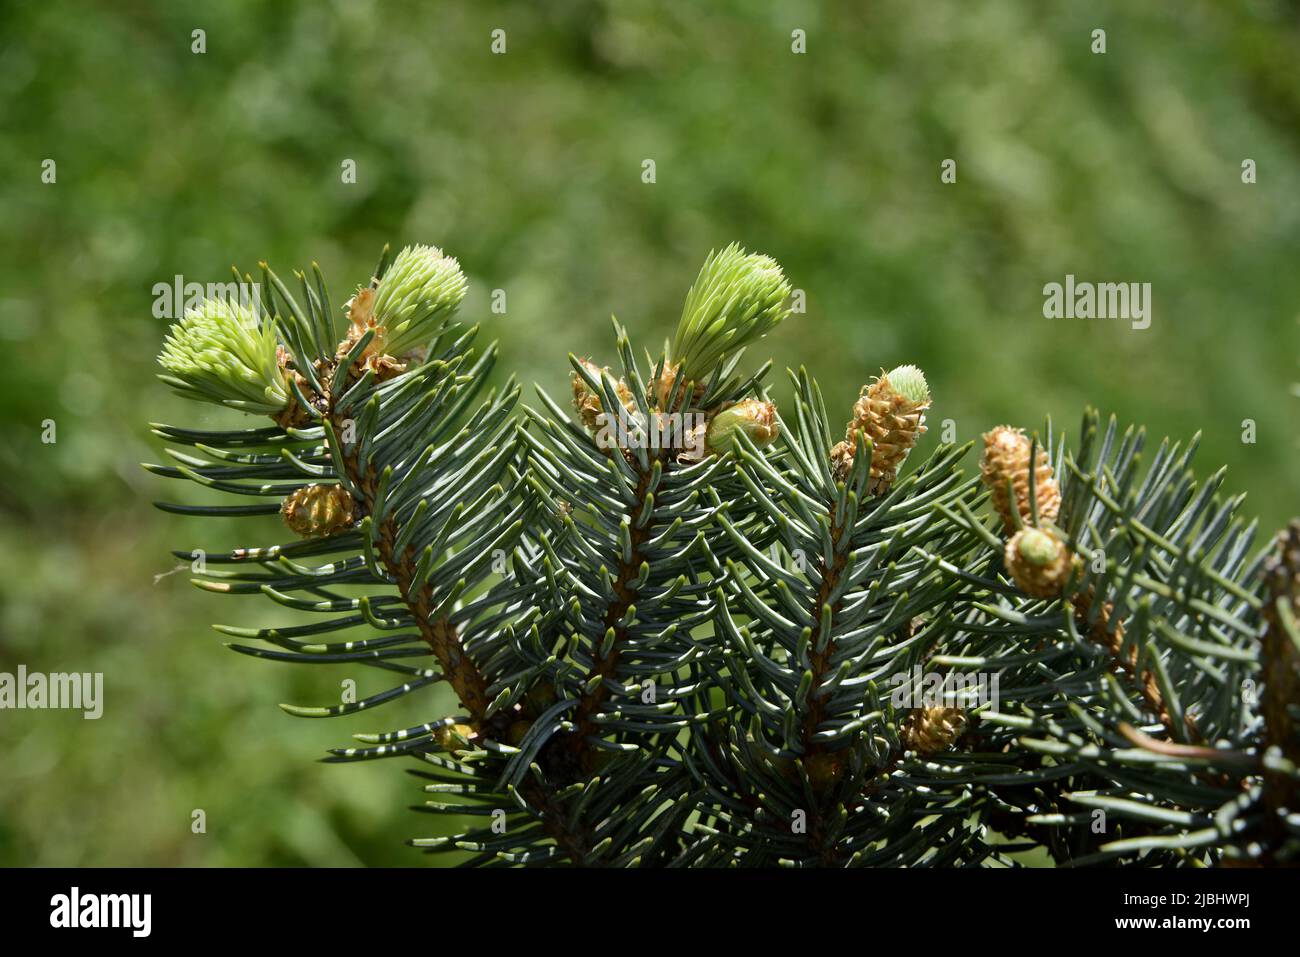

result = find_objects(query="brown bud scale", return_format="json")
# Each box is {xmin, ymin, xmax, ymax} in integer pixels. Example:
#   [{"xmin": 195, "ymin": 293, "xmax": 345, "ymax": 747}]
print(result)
[{"xmin": 980, "ymin": 425, "xmax": 1060, "ymax": 533}]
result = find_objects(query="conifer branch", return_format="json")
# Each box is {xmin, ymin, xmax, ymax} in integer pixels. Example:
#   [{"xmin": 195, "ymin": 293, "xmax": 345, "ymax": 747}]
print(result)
[{"xmin": 146, "ymin": 243, "xmax": 1297, "ymax": 868}]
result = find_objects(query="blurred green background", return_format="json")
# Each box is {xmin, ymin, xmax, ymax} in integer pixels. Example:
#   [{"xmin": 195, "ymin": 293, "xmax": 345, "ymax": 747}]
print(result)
[{"xmin": 1, "ymin": 0, "xmax": 1297, "ymax": 866}]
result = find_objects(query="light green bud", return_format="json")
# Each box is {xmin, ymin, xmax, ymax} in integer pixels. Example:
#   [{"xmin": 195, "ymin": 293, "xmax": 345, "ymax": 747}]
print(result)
[
  {"xmin": 369, "ymin": 244, "xmax": 468, "ymax": 358},
  {"xmin": 885, "ymin": 364, "xmax": 930, "ymax": 405},
  {"xmin": 670, "ymin": 243, "xmax": 792, "ymax": 382},
  {"xmin": 157, "ymin": 297, "xmax": 288, "ymax": 415}
]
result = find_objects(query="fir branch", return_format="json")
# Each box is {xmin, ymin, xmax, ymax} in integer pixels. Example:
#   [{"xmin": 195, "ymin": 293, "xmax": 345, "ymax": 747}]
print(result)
[{"xmin": 147, "ymin": 243, "xmax": 1295, "ymax": 868}]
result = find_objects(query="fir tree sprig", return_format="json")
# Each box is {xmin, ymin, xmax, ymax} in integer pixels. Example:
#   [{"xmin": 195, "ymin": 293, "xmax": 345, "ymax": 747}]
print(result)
[{"xmin": 147, "ymin": 242, "xmax": 1295, "ymax": 868}]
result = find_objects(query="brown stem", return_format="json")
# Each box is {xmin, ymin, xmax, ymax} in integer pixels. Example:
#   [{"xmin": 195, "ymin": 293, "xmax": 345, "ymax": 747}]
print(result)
[
  {"xmin": 1071, "ymin": 590, "xmax": 1180, "ymax": 739},
  {"xmin": 564, "ymin": 377, "xmax": 703, "ymax": 756},
  {"xmin": 1118, "ymin": 722, "xmax": 1257, "ymax": 766},
  {"xmin": 796, "ymin": 503, "xmax": 853, "ymax": 866},
  {"xmin": 566, "ymin": 453, "xmax": 660, "ymax": 765},
  {"xmin": 524, "ymin": 781, "xmax": 598, "ymax": 864},
  {"xmin": 800, "ymin": 518, "xmax": 848, "ymax": 750},
  {"xmin": 322, "ymin": 378, "xmax": 492, "ymax": 725},
  {"xmin": 352, "ymin": 416, "xmax": 595, "ymax": 858},
  {"xmin": 512, "ymin": 447, "xmax": 671, "ymax": 864}
]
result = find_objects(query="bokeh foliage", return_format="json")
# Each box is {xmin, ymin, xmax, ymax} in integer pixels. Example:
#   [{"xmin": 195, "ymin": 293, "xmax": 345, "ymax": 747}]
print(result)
[{"xmin": 1, "ymin": 0, "xmax": 1298, "ymax": 866}]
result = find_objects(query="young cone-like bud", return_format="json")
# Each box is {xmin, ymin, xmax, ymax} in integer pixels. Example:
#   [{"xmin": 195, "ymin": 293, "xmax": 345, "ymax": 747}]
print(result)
[
  {"xmin": 900, "ymin": 706, "xmax": 967, "ymax": 755},
  {"xmin": 1005, "ymin": 526, "xmax": 1073, "ymax": 599},
  {"xmin": 705, "ymin": 399, "xmax": 779, "ymax": 456},
  {"xmin": 834, "ymin": 365, "xmax": 930, "ymax": 494},
  {"xmin": 571, "ymin": 358, "xmax": 634, "ymax": 432},
  {"xmin": 670, "ymin": 243, "xmax": 792, "ymax": 384},
  {"xmin": 365, "ymin": 244, "xmax": 468, "ymax": 360},
  {"xmin": 158, "ymin": 298, "xmax": 289, "ymax": 415},
  {"xmin": 980, "ymin": 425, "xmax": 1060, "ymax": 533},
  {"xmin": 281, "ymin": 484, "xmax": 355, "ymax": 538}
]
